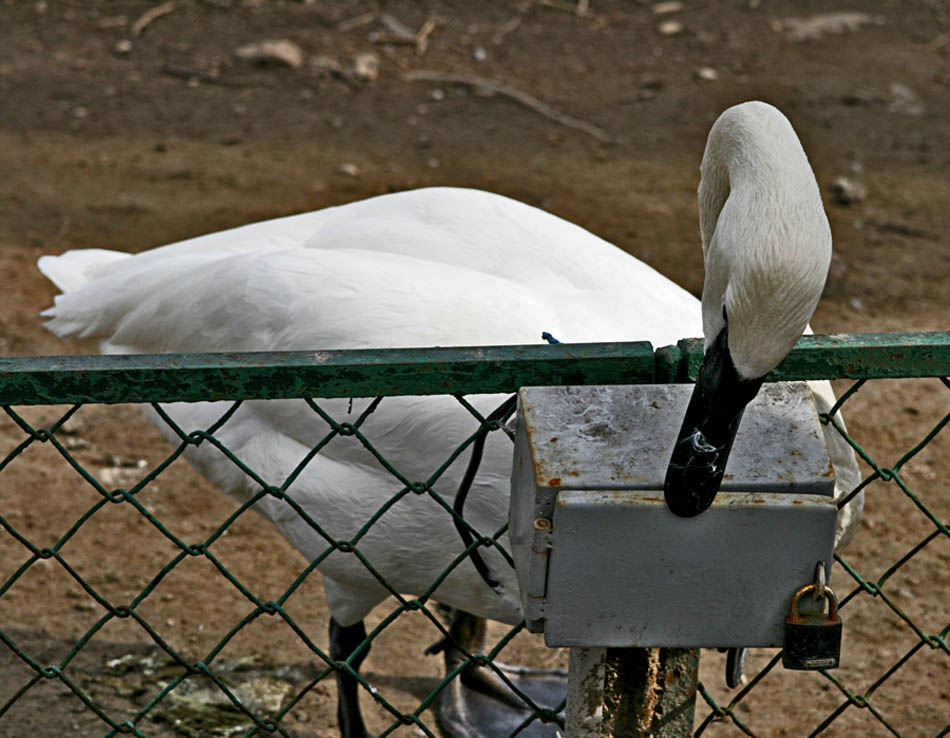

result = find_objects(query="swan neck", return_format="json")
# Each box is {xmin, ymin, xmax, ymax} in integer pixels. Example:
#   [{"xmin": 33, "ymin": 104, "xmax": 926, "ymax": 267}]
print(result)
[
  {"xmin": 700, "ymin": 104, "xmax": 819, "ymax": 248},
  {"xmin": 697, "ymin": 102, "xmax": 831, "ymax": 380}
]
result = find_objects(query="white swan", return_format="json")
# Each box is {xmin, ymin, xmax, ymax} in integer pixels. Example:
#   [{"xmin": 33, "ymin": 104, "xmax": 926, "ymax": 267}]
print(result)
[{"xmin": 38, "ymin": 101, "xmax": 861, "ymax": 738}]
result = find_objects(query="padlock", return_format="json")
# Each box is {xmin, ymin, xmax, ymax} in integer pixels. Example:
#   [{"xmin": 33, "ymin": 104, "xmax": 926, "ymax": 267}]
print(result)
[{"xmin": 782, "ymin": 583, "xmax": 842, "ymax": 670}]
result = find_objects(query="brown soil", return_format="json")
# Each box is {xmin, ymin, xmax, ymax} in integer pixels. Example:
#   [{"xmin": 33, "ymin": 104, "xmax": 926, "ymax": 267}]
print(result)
[{"xmin": 1, "ymin": 1, "xmax": 948, "ymax": 737}]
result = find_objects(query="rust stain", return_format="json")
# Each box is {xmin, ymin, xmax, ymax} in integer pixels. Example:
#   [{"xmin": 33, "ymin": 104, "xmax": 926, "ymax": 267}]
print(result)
[
  {"xmin": 579, "ymin": 653, "xmax": 607, "ymax": 721},
  {"xmin": 548, "ymin": 477, "xmax": 562, "ymax": 487}
]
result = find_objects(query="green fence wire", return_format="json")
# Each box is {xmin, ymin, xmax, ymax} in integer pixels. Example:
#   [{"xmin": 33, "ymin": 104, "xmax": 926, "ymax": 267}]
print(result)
[{"xmin": 0, "ymin": 332, "xmax": 947, "ymax": 737}]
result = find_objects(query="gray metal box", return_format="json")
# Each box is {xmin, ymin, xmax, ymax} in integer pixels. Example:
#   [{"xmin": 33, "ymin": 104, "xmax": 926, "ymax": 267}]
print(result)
[{"xmin": 509, "ymin": 383, "xmax": 837, "ymax": 648}]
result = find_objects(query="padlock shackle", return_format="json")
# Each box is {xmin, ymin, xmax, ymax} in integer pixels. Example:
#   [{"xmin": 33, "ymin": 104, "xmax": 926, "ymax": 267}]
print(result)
[{"xmin": 788, "ymin": 583, "xmax": 839, "ymax": 621}]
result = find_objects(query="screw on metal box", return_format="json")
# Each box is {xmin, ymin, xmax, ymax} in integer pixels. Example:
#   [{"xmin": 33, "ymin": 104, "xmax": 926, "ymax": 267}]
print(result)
[{"xmin": 782, "ymin": 583, "xmax": 842, "ymax": 670}]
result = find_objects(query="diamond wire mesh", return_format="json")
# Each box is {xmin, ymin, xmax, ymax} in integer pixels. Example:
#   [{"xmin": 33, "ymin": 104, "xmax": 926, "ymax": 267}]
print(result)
[
  {"xmin": 694, "ymin": 376, "xmax": 950, "ymax": 737},
  {"xmin": 0, "ymin": 338, "xmax": 948, "ymax": 737},
  {"xmin": 0, "ymin": 392, "xmax": 553, "ymax": 737}
]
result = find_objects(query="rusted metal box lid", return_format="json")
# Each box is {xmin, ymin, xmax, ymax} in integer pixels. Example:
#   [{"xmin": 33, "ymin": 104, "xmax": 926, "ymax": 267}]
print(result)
[{"xmin": 509, "ymin": 383, "xmax": 837, "ymax": 648}]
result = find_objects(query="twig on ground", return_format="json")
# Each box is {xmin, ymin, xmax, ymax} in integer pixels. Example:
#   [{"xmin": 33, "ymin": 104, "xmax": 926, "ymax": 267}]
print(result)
[
  {"xmin": 415, "ymin": 19, "xmax": 437, "ymax": 55},
  {"xmin": 379, "ymin": 13, "xmax": 415, "ymax": 40},
  {"xmin": 96, "ymin": 16, "xmax": 128, "ymax": 29},
  {"xmin": 160, "ymin": 63, "xmax": 264, "ymax": 87},
  {"xmin": 131, "ymin": 1, "xmax": 176, "ymax": 38},
  {"xmin": 337, "ymin": 12, "xmax": 375, "ymax": 33},
  {"xmin": 404, "ymin": 70, "xmax": 610, "ymax": 143},
  {"xmin": 372, "ymin": 14, "xmax": 438, "ymax": 55}
]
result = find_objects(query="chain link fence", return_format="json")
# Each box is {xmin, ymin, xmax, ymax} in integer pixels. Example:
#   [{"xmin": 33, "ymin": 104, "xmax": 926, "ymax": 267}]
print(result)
[{"xmin": 0, "ymin": 333, "xmax": 947, "ymax": 737}]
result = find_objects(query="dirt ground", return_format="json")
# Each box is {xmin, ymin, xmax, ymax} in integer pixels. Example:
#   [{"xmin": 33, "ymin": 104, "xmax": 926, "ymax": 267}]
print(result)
[{"xmin": 1, "ymin": 1, "xmax": 948, "ymax": 736}]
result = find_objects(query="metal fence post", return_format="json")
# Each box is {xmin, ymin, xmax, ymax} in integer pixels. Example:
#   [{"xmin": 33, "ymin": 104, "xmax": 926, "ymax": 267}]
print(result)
[
  {"xmin": 602, "ymin": 647, "xmax": 699, "ymax": 737},
  {"xmin": 566, "ymin": 647, "xmax": 607, "ymax": 736},
  {"xmin": 566, "ymin": 647, "xmax": 698, "ymax": 737}
]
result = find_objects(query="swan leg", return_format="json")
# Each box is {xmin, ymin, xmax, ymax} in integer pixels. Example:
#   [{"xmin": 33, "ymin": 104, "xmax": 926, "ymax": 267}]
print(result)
[
  {"xmin": 330, "ymin": 617, "xmax": 371, "ymax": 738},
  {"xmin": 725, "ymin": 647, "xmax": 746, "ymax": 689},
  {"xmin": 433, "ymin": 609, "xmax": 566, "ymax": 738},
  {"xmin": 446, "ymin": 611, "xmax": 543, "ymax": 710}
]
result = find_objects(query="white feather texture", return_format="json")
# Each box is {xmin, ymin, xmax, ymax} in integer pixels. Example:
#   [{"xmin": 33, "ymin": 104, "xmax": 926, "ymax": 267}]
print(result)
[
  {"xmin": 699, "ymin": 101, "xmax": 832, "ymax": 381},
  {"xmin": 37, "ymin": 103, "xmax": 862, "ymax": 627}
]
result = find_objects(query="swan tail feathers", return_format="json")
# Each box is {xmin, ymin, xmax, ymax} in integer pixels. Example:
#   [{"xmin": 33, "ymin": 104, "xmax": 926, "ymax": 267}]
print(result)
[
  {"xmin": 37, "ymin": 249, "xmax": 131, "ymax": 338},
  {"xmin": 38, "ymin": 249, "xmax": 129, "ymax": 293}
]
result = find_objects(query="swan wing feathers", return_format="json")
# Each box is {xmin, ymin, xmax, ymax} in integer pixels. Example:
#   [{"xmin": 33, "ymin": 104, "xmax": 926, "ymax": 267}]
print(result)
[{"xmin": 40, "ymin": 187, "xmax": 700, "ymax": 352}]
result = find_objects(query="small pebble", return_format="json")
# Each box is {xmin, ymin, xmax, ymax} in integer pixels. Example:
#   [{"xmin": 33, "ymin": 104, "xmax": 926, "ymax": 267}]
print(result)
[
  {"xmin": 888, "ymin": 82, "xmax": 924, "ymax": 116},
  {"xmin": 830, "ymin": 176, "xmax": 867, "ymax": 205},
  {"xmin": 658, "ymin": 19, "xmax": 684, "ymax": 35},
  {"xmin": 352, "ymin": 51, "xmax": 379, "ymax": 82}
]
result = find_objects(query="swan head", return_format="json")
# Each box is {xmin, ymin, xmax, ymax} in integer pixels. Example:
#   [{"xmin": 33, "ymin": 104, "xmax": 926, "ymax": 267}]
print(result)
[{"xmin": 664, "ymin": 101, "xmax": 832, "ymax": 518}]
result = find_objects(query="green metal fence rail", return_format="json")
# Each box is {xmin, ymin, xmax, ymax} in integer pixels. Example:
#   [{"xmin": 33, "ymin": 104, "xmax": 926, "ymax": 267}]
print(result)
[
  {"xmin": 0, "ymin": 331, "xmax": 947, "ymax": 737},
  {"xmin": 2, "ymin": 332, "xmax": 947, "ymax": 406}
]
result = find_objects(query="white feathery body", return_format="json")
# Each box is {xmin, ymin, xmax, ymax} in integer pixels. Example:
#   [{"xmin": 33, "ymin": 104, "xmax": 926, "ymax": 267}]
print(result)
[{"xmin": 38, "ymin": 102, "xmax": 861, "ymax": 628}]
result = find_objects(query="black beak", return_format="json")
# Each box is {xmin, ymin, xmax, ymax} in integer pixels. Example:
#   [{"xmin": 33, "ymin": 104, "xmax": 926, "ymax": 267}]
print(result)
[{"xmin": 663, "ymin": 325, "xmax": 764, "ymax": 517}]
